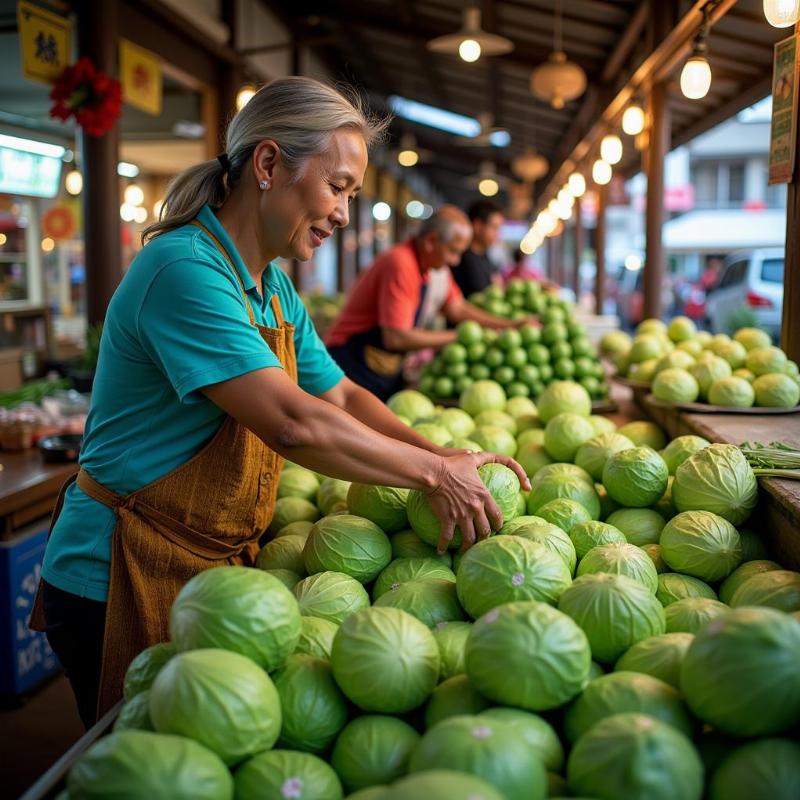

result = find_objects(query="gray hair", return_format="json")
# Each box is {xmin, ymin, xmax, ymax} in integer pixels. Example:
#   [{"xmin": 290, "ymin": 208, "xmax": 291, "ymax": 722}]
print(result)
[
  {"xmin": 416, "ymin": 205, "xmax": 472, "ymax": 244},
  {"xmin": 144, "ymin": 76, "xmax": 389, "ymax": 241}
]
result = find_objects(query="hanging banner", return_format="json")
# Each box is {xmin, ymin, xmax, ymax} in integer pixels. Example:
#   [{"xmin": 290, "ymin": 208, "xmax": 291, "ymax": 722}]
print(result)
[
  {"xmin": 119, "ymin": 39, "xmax": 162, "ymax": 116},
  {"xmin": 768, "ymin": 33, "xmax": 799, "ymax": 185},
  {"xmin": 17, "ymin": 1, "xmax": 72, "ymax": 85}
]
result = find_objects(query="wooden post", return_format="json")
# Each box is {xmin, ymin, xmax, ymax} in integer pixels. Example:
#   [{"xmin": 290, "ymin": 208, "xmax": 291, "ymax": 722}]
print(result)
[
  {"xmin": 781, "ymin": 25, "xmax": 800, "ymax": 363},
  {"xmin": 217, "ymin": 0, "xmax": 241, "ymax": 149},
  {"xmin": 574, "ymin": 197, "xmax": 584, "ymax": 301},
  {"xmin": 77, "ymin": 0, "xmax": 122, "ymax": 326},
  {"xmin": 644, "ymin": 80, "xmax": 670, "ymax": 320},
  {"xmin": 595, "ymin": 184, "xmax": 607, "ymax": 315}
]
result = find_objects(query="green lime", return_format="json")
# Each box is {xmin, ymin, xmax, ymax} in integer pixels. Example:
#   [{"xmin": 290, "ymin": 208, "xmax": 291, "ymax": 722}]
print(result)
[
  {"xmin": 553, "ymin": 358, "xmax": 576, "ymax": 379},
  {"xmin": 519, "ymin": 324, "xmax": 541, "ymax": 346},
  {"xmin": 542, "ymin": 323, "xmax": 568, "ymax": 345},
  {"xmin": 517, "ymin": 364, "xmax": 541, "ymax": 386},
  {"xmin": 580, "ymin": 375, "xmax": 599, "ymax": 395},
  {"xmin": 485, "ymin": 347, "xmax": 505, "ymax": 368},
  {"xmin": 442, "ymin": 342, "xmax": 467, "ymax": 364},
  {"xmin": 467, "ymin": 342, "xmax": 487, "ymax": 362},
  {"xmin": 574, "ymin": 357, "xmax": 594, "ymax": 379},
  {"xmin": 497, "ymin": 329, "xmax": 523, "ymax": 350},
  {"xmin": 550, "ymin": 341, "xmax": 572, "ymax": 360},
  {"xmin": 485, "ymin": 285, "xmax": 504, "ymax": 301},
  {"xmin": 456, "ymin": 321, "xmax": 484, "ymax": 346},
  {"xmin": 506, "ymin": 347, "xmax": 528, "ymax": 369},
  {"xmin": 419, "ymin": 375, "xmax": 435, "ymax": 395},
  {"xmin": 433, "ymin": 376, "xmax": 454, "ymax": 398},
  {"xmin": 571, "ymin": 338, "xmax": 594, "ymax": 358},
  {"xmin": 507, "ymin": 382, "xmax": 530, "ymax": 398},
  {"xmin": 493, "ymin": 366, "xmax": 516, "ymax": 386},
  {"xmin": 527, "ymin": 344, "xmax": 550, "ymax": 366},
  {"xmin": 446, "ymin": 362, "xmax": 468, "ymax": 379},
  {"xmin": 508, "ymin": 294, "xmax": 525, "ymax": 309},
  {"xmin": 530, "ymin": 381, "xmax": 546, "ymax": 397},
  {"xmin": 470, "ymin": 364, "xmax": 491, "ymax": 380}
]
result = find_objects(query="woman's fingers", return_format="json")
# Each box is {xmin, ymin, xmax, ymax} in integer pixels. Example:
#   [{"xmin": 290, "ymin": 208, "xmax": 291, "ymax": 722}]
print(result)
[
  {"xmin": 457, "ymin": 516, "xmax": 477, "ymax": 554},
  {"xmin": 437, "ymin": 518, "xmax": 456, "ymax": 555},
  {"xmin": 475, "ymin": 451, "xmax": 531, "ymax": 491}
]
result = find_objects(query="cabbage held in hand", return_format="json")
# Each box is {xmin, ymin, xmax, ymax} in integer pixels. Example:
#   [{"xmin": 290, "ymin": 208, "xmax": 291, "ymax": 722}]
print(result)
[{"xmin": 407, "ymin": 463, "xmax": 520, "ymax": 549}]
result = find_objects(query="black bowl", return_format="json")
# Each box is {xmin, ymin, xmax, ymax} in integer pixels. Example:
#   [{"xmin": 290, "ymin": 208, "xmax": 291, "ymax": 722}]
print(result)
[{"xmin": 38, "ymin": 434, "xmax": 83, "ymax": 463}]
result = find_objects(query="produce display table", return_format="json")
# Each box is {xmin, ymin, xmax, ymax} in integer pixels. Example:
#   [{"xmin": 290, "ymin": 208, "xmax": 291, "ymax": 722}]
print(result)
[
  {"xmin": 0, "ymin": 450, "xmax": 77, "ymax": 539},
  {"xmin": 635, "ymin": 395, "xmax": 800, "ymax": 570}
]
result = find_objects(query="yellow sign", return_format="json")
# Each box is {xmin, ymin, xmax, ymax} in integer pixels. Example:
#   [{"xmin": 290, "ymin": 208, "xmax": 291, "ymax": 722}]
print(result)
[
  {"xmin": 17, "ymin": 1, "xmax": 72, "ymax": 85},
  {"xmin": 120, "ymin": 39, "xmax": 162, "ymax": 116}
]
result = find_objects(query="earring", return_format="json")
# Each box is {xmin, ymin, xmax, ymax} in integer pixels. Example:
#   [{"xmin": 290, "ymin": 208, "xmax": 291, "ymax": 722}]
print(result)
[{"xmin": 259, "ymin": 179, "xmax": 270, "ymax": 190}]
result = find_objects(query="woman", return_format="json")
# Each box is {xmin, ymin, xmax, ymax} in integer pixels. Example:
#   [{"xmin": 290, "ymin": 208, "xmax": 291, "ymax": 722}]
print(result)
[{"xmin": 35, "ymin": 77, "xmax": 528, "ymax": 727}]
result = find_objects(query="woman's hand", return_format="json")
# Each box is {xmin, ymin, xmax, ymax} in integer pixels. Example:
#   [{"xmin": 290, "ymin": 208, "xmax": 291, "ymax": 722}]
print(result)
[{"xmin": 426, "ymin": 452, "xmax": 531, "ymax": 555}]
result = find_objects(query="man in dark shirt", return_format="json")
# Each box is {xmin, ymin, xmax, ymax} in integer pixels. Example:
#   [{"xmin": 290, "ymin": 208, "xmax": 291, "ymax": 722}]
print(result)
[{"xmin": 452, "ymin": 199, "xmax": 505, "ymax": 297}]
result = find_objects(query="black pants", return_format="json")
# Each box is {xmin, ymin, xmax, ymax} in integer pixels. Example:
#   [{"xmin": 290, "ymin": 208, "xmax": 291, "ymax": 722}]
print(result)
[
  {"xmin": 327, "ymin": 343, "xmax": 403, "ymax": 401},
  {"xmin": 42, "ymin": 580, "xmax": 107, "ymax": 729}
]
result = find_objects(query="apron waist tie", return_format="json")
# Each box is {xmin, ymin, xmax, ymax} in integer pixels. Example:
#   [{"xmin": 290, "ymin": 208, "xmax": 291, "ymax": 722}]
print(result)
[{"xmin": 76, "ymin": 468, "xmax": 252, "ymax": 560}]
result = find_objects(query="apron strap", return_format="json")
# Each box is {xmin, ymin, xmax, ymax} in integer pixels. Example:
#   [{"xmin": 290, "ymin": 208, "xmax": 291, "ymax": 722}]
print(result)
[
  {"xmin": 76, "ymin": 469, "xmax": 251, "ymax": 560},
  {"xmin": 270, "ymin": 294, "xmax": 285, "ymax": 327},
  {"xmin": 190, "ymin": 220, "xmax": 256, "ymax": 326}
]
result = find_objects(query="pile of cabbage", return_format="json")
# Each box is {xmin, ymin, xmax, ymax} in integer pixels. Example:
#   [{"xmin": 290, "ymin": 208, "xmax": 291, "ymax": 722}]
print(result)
[
  {"xmin": 416, "ymin": 285, "xmax": 609, "ymax": 403},
  {"xmin": 602, "ymin": 318, "xmax": 800, "ymax": 409},
  {"xmin": 64, "ymin": 381, "xmax": 800, "ymax": 800}
]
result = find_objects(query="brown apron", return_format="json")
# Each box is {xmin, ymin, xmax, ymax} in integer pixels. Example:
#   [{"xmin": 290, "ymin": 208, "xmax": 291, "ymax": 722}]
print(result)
[{"xmin": 31, "ymin": 219, "xmax": 297, "ymax": 718}]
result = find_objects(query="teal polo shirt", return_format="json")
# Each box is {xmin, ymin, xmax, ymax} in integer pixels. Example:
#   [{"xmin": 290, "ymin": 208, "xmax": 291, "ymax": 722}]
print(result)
[{"xmin": 42, "ymin": 205, "xmax": 344, "ymax": 602}]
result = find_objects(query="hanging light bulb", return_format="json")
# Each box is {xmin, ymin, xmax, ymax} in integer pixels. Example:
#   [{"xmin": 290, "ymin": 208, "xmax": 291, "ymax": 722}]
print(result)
[
  {"xmin": 592, "ymin": 159, "xmax": 612, "ymax": 185},
  {"xmin": 557, "ymin": 188, "xmax": 574, "ymax": 207},
  {"xmin": 600, "ymin": 134, "xmax": 623, "ymax": 165},
  {"xmin": 763, "ymin": 0, "xmax": 800, "ymax": 27},
  {"xmin": 681, "ymin": 11, "xmax": 712, "ymax": 100},
  {"xmin": 568, "ymin": 172, "xmax": 586, "ymax": 197},
  {"xmin": 622, "ymin": 104, "xmax": 645, "ymax": 136},
  {"xmin": 681, "ymin": 54, "xmax": 711, "ymax": 99},
  {"xmin": 548, "ymin": 198, "xmax": 560, "ymax": 214},
  {"xmin": 133, "ymin": 206, "xmax": 148, "ymax": 224},
  {"xmin": 555, "ymin": 198, "xmax": 572, "ymax": 220},
  {"xmin": 479, "ymin": 178, "xmax": 500, "ymax": 196},
  {"xmin": 538, "ymin": 210, "xmax": 557, "ymax": 234},
  {"xmin": 459, "ymin": 38, "xmax": 482, "ymax": 62},
  {"xmin": 397, "ymin": 133, "xmax": 420, "ymax": 167},
  {"xmin": 236, "ymin": 84, "xmax": 257, "ymax": 111},
  {"xmin": 65, "ymin": 169, "xmax": 83, "ymax": 196},
  {"xmin": 124, "ymin": 183, "xmax": 144, "ymax": 206}
]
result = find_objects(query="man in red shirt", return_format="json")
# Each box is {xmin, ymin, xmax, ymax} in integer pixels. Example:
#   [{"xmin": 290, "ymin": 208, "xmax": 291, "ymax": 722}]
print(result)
[{"xmin": 326, "ymin": 205, "xmax": 526, "ymax": 399}]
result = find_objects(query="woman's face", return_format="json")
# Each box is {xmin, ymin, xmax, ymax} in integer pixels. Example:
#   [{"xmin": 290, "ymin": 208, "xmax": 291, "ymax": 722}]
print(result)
[{"xmin": 265, "ymin": 129, "xmax": 368, "ymax": 262}]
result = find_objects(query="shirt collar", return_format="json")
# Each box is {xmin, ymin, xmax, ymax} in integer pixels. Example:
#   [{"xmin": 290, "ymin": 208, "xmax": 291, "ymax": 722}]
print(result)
[{"xmin": 196, "ymin": 205, "xmax": 264, "ymax": 294}]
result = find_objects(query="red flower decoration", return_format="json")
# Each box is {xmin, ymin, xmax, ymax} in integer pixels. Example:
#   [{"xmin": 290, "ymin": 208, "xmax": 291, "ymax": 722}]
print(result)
[{"xmin": 49, "ymin": 57, "xmax": 122, "ymax": 137}]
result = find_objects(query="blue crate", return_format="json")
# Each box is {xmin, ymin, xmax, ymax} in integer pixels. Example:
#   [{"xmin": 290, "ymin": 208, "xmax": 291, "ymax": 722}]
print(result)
[{"xmin": 0, "ymin": 524, "xmax": 60, "ymax": 696}]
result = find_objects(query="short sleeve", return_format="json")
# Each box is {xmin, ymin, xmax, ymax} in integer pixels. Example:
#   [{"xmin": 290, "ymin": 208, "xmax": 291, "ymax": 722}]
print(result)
[
  {"xmin": 271, "ymin": 269, "xmax": 345, "ymax": 396},
  {"xmin": 137, "ymin": 258, "xmax": 282, "ymax": 403},
  {"xmin": 376, "ymin": 255, "xmax": 420, "ymax": 330},
  {"xmin": 445, "ymin": 271, "xmax": 464, "ymax": 306}
]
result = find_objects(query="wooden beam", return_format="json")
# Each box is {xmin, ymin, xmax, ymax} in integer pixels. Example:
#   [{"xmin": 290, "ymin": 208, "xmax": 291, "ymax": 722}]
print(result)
[
  {"xmin": 644, "ymin": 80, "xmax": 669, "ymax": 320},
  {"xmin": 595, "ymin": 184, "xmax": 607, "ymax": 315},
  {"xmin": 573, "ymin": 197, "xmax": 584, "ymax": 299},
  {"xmin": 601, "ymin": 0, "xmax": 651, "ymax": 82},
  {"xmin": 671, "ymin": 74, "xmax": 773, "ymax": 149},
  {"xmin": 539, "ymin": 0, "xmax": 739, "ymax": 204}
]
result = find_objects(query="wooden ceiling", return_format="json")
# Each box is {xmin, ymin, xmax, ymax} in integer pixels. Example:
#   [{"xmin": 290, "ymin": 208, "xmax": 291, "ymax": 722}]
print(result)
[{"xmin": 262, "ymin": 1, "xmax": 785, "ymax": 208}]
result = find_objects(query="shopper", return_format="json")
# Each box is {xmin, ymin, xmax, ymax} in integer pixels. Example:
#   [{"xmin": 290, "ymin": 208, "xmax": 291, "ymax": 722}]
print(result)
[
  {"xmin": 32, "ymin": 77, "xmax": 528, "ymax": 727},
  {"xmin": 451, "ymin": 199, "xmax": 505, "ymax": 296},
  {"xmin": 326, "ymin": 205, "xmax": 529, "ymax": 399}
]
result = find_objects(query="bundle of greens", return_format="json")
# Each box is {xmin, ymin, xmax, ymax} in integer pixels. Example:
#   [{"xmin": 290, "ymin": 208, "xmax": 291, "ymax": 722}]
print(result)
[{"xmin": 739, "ymin": 441, "xmax": 800, "ymax": 481}]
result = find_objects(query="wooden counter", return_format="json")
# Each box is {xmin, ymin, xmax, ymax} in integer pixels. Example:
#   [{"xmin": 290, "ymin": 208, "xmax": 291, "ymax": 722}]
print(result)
[
  {"xmin": 0, "ymin": 450, "xmax": 76, "ymax": 538},
  {"xmin": 636, "ymin": 396, "xmax": 800, "ymax": 570}
]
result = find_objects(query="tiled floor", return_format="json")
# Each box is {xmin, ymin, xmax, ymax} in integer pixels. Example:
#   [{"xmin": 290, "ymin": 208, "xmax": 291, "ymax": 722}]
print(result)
[{"xmin": 1, "ymin": 674, "xmax": 83, "ymax": 799}]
